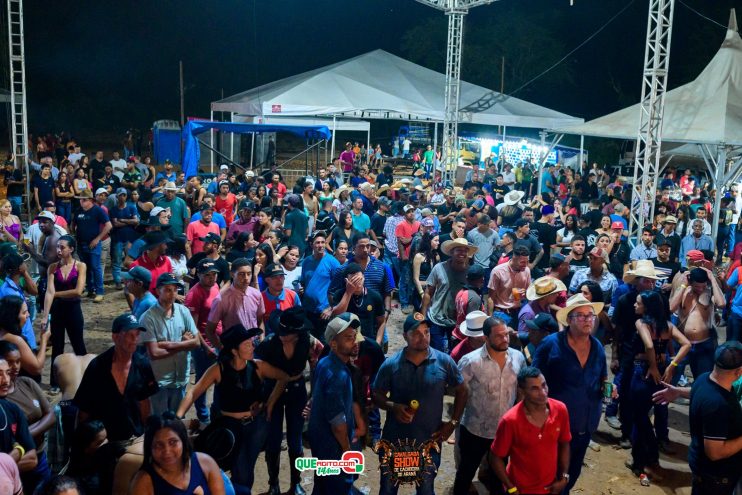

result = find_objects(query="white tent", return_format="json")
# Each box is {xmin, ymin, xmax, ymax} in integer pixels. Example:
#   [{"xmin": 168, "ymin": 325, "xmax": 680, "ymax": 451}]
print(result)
[{"xmin": 211, "ymin": 49, "xmax": 583, "ymax": 130}]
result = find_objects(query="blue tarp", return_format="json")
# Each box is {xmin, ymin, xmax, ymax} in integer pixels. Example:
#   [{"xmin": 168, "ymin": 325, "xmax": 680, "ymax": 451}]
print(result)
[{"xmin": 181, "ymin": 120, "xmax": 332, "ymax": 178}]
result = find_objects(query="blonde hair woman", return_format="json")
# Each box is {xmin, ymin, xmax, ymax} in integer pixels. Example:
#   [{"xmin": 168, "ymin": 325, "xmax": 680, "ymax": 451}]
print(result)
[{"xmin": 0, "ymin": 199, "xmax": 23, "ymax": 244}]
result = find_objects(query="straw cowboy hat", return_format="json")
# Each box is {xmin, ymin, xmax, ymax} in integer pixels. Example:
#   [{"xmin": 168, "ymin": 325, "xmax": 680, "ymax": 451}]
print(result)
[
  {"xmin": 390, "ymin": 181, "xmax": 407, "ymax": 190},
  {"xmin": 334, "ymin": 184, "xmax": 351, "ymax": 199},
  {"xmin": 622, "ymin": 259, "xmax": 664, "ymax": 284},
  {"xmin": 503, "ymin": 190, "xmax": 525, "ymax": 206},
  {"xmin": 440, "ymin": 238, "xmax": 478, "ymax": 257},
  {"xmin": 526, "ymin": 276, "xmax": 567, "ymax": 302},
  {"xmin": 414, "ymin": 169, "xmax": 425, "ymax": 176},
  {"xmin": 459, "ymin": 311, "xmax": 488, "ymax": 338},
  {"xmin": 376, "ymin": 184, "xmax": 390, "ymax": 195},
  {"xmin": 556, "ymin": 293, "xmax": 604, "ymax": 326}
]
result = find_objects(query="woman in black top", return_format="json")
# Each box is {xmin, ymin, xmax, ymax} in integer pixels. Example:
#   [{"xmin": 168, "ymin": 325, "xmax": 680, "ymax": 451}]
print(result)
[
  {"xmin": 255, "ymin": 307, "xmax": 323, "ymax": 495},
  {"xmin": 176, "ymin": 325, "xmax": 289, "ymax": 495}
]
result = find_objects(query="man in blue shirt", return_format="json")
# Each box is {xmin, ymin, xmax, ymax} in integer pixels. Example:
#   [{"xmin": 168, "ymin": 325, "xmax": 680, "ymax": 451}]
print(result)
[
  {"xmin": 533, "ymin": 293, "xmax": 608, "ymax": 493},
  {"xmin": 73, "ymin": 189, "xmax": 112, "ymax": 302},
  {"xmin": 155, "ymin": 159, "xmax": 177, "ymax": 184},
  {"xmin": 308, "ymin": 313, "xmax": 364, "ymax": 495},
  {"xmin": 373, "ymin": 314, "xmax": 468, "ymax": 495},
  {"xmin": 300, "ymin": 231, "xmax": 341, "ymax": 342},
  {"xmin": 122, "ymin": 266, "xmax": 157, "ymax": 320},
  {"xmin": 679, "ymin": 219, "xmax": 715, "ymax": 268},
  {"xmin": 109, "ymin": 188, "xmax": 140, "ymax": 289}
]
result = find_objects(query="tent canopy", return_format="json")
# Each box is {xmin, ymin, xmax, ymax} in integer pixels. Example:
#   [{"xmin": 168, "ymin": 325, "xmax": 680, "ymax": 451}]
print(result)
[
  {"xmin": 552, "ymin": 17, "xmax": 742, "ymax": 145},
  {"xmin": 181, "ymin": 120, "xmax": 331, "ymax": 177},
  {"xmin": 212, "ymin": 49, "xmax": 582, "ymax": 130}
]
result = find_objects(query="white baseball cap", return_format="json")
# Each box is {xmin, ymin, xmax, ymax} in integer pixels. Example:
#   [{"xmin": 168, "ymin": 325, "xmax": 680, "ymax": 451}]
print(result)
[{"xmin": 95, "ymin": 188, "xmax": 109, "ymax": 196}]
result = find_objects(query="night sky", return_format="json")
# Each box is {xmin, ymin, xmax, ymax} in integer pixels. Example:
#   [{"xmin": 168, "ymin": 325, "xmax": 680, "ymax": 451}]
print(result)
[{"xmin": 7, "ymin": 0, "xmax": 742, "ymax": 141}]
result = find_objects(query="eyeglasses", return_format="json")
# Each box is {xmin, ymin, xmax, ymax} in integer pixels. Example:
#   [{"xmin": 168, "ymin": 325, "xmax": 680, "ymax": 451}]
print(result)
[{"xmin": 569, "ymin": 314, "xmax": 596, "ymax": 322}]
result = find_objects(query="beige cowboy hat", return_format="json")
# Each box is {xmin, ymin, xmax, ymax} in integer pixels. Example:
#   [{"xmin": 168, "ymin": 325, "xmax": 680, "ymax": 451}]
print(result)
[
  {"xmin": 414, "ymin": 169, "xmax": 425, "ymax": 176},
  {"xmin": 334, "ymin": 184, "xmax": 351, "ymax": 198},
  {"xmin": 390, "ymin": 181, "xmax": 407, "ymax": 190},
  {"xmin": 441, "ymin": 238, "xmax": 478, "ymax": 257},
  {"xmin": 504, "ymin": 190, "xmax": 525, "ymax": 206},
  {"xmin": 413, "ymin": 185, "xmax": 426, "ymax": 192},
  {"xmin": 662, "ymin": 215, "xmax": 678, "ymax": 224},
  {"xmin": 526, "ymin": 276, "xmax": 567, "ymax": 302},
  {"xmin": 622, "ymin": 259, "xmax": 664, "ymax": 284},
  {"xmin": 556, "ymin": 293, "xmax": 604, "ymax": 326},
  {"xmin": 459, "ymin": 311, "xmax": 488, "ymax": 338},
  {"xmin": 376, "ymin": 184, "xmax": 390, "ymax": 195}
]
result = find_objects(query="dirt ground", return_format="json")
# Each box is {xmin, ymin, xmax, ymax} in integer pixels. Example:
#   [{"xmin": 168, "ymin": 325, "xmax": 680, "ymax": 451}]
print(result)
[{"xmin": 44, "ymin": 288, "xmax": 695, "ymax": 495}]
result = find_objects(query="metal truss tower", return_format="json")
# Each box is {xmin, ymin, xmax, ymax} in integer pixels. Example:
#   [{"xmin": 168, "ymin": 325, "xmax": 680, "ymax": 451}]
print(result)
[
  {"xmin": 628, "ymin": 0, "xmax": 675, "ymax": 245},
  {"xmin": 415, "ymin": 0, "xmax": 498, "ymax": 185},
  {"xmin": 6, "ymin": 0, "xmax": 29, "ymax": 216}
]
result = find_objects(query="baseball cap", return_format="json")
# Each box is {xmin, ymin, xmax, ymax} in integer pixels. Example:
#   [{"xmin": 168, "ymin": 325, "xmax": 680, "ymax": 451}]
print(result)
[
  {"xmin": 286, "ymin": 194, "xmax": 301, "ymax": 207},
  {"xmin": 420, "ymin": 208, "xmax": 433, "ymax": 217},
  {"xmin": 116, "ymin": 187, "xmax": 128, "ymax": 196},
  {"xmin": 156, "ymin": 272, "xmax": 182, "ymax": 287},
  {"xmin": 199, "ymin": 232, "xmax": 222, "ymax": 245},
  {"xmin": 378, "ymin": 196, "xmax": 392, "ymax": 207},
  {"xmin": 150, "ymin": 206, "xmax": 167, "ymax": 217},
  {"xmin": 325, "ymin": 312, "xmax": 364, "ymax": 343},
  {"xmin": 196, "ymin": 259, "xmax": 220, "ymax": 275},
  {"xmin": 514, "ymin": 218, "xmax": 530, "ymax": 228},
  {"xmin": 112, "ymin": 312, "xmax": 147, "ymax": 334},
  {"xmin": 121, "ymin": 266, "xmax": 152, "ymax": 286},
  {"xmin": 245, "ymin": 170, "xmax": 255, "ymax": 178},
  {"xmin": 403, "ymin": 205, "xmax": 415, "ymax": 213},
  {"xmin": 421, "ymin": 217, "xmax": 434, "ymax": 228},
  {"xmin": 589, "ymin": 246, "xmax": 609, "ymax": 262},
  {"xmin": 611, "ymin": 221, "xmax": 624, "ymax": 230},
  {"xmin": 550, "ymin": 253, "xmax": 567, "ymax": 264},
  {"xmin": 36, "ymin": 211, "xmax": 56, "ymax": 222},
  {"xmin": 95, "ymin": 187, "xmax": 109, "ymax": 196},
  {"xmin": 218, "ymin": 180, "xmax": 230, "ymax": 188},
  {"xmin": 263, "ymin": 264, "xmax": 285, "ymax": 278},
  {"xmin": 239, "ymin": 199, "xmax": 255, "ymax": 210},
  {"xmin": 403, "ymin": 313, "xmax": 431, "ymax": 334},
  {"xmin": 220, "ymin": 164, "xmax": 229, "ymax": 171},
  {"xmin": 466, "ymin": 264, "xmax": 485, "ymax": 280},
  {"xmin": 686, "ymin": 250, "xmax": 705, "ymax": 262},
  {"xmin": 714, "ymin": 341, "xmax": 742, "ymax": 370},
  {"xmin": 525, "ymin": 313, "xmax": 559, "ymax": 334}
]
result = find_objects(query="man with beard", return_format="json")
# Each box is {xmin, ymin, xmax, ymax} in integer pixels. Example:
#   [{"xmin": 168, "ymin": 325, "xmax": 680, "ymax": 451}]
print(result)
[
  {"xmin": 512, "ymin": 219, "xmax": 543, "ymax": 271},
  {"xmin": 373, "ymin": 313, "xmax": 468, "ymax": 495},
  {"xmin": 630, "ymin": 227, "xmax": 659, "ymax": 261},
  {"xmin": 679, "ymin": 220, "xmax": 715, "ymax": 268},
  {"xmin": 186, "ymin": 204, "xmax": 221, "ymax": 258},
  {"xmin": 566, "ymin": 235, "xmax": 589, "ymax": 283},
  {"xmin": 331, "ymin": 263, "xmax": 385, "ymax": 345},
  {"xmin": 301, "ymin": 231, "xmax": 341, "ymax": 342},
  {"xmin": 454, "ymin": 316, "xmax": 525, "ymax": 495},
  {"xmin": 422, "ymin": 238, "xmax": 478, "ymax": 352},
  {"xmin": 396, "ymin": 205, "xmax": 421, "ymax": 314},
  {"xmin": 437, "ymin": 190, "xmax": 459, "ymax": 235},
  {"xmin": 488, "ymin": 245, "xmax": 531, "ymax": 322},
  {"xmin": 652, "ymin": 239, "xmax": 680, "ymax": 303},
  {"xmin": 569, "ymin": 247, "xmax": 618, "ymax": 304},
  {"xmin": 186, "ymin": 232, "xmax": 230, "ymax": 287}
]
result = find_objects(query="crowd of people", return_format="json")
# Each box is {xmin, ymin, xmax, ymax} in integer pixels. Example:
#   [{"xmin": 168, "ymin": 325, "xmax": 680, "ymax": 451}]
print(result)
[{"xmin": 0, "ymin": 139, "xmax": 739, "ymax": 495}]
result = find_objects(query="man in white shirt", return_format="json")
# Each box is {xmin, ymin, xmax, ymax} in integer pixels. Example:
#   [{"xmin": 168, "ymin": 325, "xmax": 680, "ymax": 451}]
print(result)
[
  {"xmin": 110, "ymin": 151, "xmax": 127, "ymax": 180},
  {"xmin": 402, "ymin": 137, "xmax": 411, "ymax": 158},
  {"xmin": 67, "ymin": 144, "xmax": 85, "ymax": 165}
]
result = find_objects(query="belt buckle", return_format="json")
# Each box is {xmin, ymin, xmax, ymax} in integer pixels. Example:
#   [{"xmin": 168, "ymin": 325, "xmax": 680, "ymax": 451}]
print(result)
[{"xmin": 241, "ymin": 415, "xmax": 255, "ymax": 425}]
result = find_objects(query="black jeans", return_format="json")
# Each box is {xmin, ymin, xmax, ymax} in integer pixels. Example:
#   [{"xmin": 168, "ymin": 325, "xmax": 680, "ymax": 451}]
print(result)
[
  {"xmin": 50, "ymin": 299, "xmax": 87, "ymax": 388},
  {"xmin": 691, "ymin": 473, "xmax": 738, "ymax": 495},
  {"xmin": 453, "ymin": 425, "xmax": 503, "ymax": 495}
]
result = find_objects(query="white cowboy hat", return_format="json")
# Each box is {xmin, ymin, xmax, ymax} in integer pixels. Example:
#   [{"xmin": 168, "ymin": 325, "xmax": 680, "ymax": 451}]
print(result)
[
  {"xmin": 441, "ymin": 238, "xmax": 478, "ymax": 257},
  {"xmin": 334, "ymin": 184, "xmax": 351, "ymax": 199},
  {"xmin": 526, "ymin": 276, "xmax": 567, "ymax": 302},
  {"xmin": 503, "ymin": 190, "xmax": 525, "ymax": 206},
  {"xmin": 622, "ymin": 259, "xmax": 664, "ymax": 284},
  {"xmin": 556, "ymin": 293, "xmax": 604, "ymax": 326},
  {"xmin": 459, "ymin": 311, "xmax": 488, "ymax": 338}
]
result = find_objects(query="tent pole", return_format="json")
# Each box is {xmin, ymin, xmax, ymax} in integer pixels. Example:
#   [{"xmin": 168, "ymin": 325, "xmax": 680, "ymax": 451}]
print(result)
[
  {"xmin": 579, "ymin": 135, "xmax": 584, "ymax": 173},
  {"xmin": 331, "ymin": 115, "xmax": 337, "ymax": 162},
  {"xmin": 433, "ymin": 123, "xmax": 438, "ymax": 168},
  {"xmin": 230, "ymin": 112, "xmax": 235, "ymax": 162},
  {"xmin": 250, "ymin": 133, "xmax": 255, "ymax": 170},
  {"xmin": 210, "ymin": 110, "xmax": 215, "ymax": 174},
  {"xmin": 366, "ymin": 125, "xmax": 371, "ymax": 165},
  {"xmin": 501, "ymin": 126, "xmax": 507, "ymax": 172},
  {"xmin": 711, "ymin": 144, "xmax": 727, "ymax": 242}
]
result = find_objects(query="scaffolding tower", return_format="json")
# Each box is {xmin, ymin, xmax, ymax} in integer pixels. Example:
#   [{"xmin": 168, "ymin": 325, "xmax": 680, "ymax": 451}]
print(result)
[
  {"xmin": 6, "ymin": 0, "xmax": 29, "ymax": 216},
  {"xmin": 415, "ymin": 0, "xmax": 498, "ymax": 184},
  {"xmin": 628, "ymin": 0, "xmax": 675, "ymax": 245}
]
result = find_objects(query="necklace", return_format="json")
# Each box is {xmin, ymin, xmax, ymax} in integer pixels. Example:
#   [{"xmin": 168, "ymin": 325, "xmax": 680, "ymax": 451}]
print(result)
[{"xmin": 525, "ymin": 405, "xmax": 549, "ymax": 440}]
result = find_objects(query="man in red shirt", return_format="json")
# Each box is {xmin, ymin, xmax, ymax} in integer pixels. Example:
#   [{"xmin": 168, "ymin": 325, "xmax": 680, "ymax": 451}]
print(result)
[
  {"xmin": 130, "ymin": 231, "xmax": 173, "ymax": 296},
  {"xmin": 267, "ymin": 173, "xmax": 287, "ymax": 201},
  {"xmin": 261, "ymin": 263, "xmax": 301, "ymax": 323},
  {"xmin": 395, "ymin": 205, "xmax": 420, "ymax": 314},
  {"xmin": 186, "ymin": 204, "xmax": 221, "ymax": 257},
  {"xmin": 184, "ymin": 258, "xmax": 222, "ymax": 424},
  {"xmin": 491, "ymin": 367, "xmax": 571, "ymax": 495}
]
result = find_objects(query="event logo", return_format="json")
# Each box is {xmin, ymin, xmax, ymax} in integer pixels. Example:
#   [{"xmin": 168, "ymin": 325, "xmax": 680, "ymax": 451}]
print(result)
[
  {"xmin": 374, "ymin": 439, "xmax": 440, "ymax": 486},
  {"xmin": 295, "ymin": 451, "xmax": 364, "ymax": 476}
]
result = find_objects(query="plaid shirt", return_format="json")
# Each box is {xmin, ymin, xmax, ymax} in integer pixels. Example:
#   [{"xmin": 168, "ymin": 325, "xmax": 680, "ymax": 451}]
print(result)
[{"xmin": 383, "ymin": 215, "xmax": 404, "ymax": 255}]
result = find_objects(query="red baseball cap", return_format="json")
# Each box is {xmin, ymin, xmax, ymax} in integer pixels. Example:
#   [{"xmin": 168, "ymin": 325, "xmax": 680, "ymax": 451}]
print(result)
[{"xmin": 611, "ymin": 221, "xmax": 624, "ymax": 230}]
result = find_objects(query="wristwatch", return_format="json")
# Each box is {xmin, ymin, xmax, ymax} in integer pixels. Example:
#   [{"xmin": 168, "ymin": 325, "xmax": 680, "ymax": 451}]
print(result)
[
  {"xmin": 449, "ymin": 419, "xmax": 460, "ymax": 427},
  {"xmin": 561, "ymin": 473, "xmax": 570, "ymax": 482}
]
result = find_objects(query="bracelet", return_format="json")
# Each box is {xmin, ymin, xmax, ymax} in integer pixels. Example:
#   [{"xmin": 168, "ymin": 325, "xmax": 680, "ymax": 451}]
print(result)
[
  {"xmin": 12, "ymin": 443, "xmax": 24, "ymax": 459},
  {"xmin": 507, "ymin": 487, "xmax": 518, "ymax": 494},
  {"xmin": 680, "ymin": 284, "xmax": 687, "ymax": 289},
  {"xmin": 670, "ymin": 361, "xmax": 678, "ymax": 367}
]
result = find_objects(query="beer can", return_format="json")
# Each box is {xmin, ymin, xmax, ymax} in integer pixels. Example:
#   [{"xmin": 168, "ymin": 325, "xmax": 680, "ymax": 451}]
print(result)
[{"xmin": 603, "ymin": 381, "xmax": 613, "ymax": 399}]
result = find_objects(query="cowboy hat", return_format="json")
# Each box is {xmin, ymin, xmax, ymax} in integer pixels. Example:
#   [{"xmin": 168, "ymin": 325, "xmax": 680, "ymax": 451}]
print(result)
[
  {"xmin": 556, "ymin": 293, "xmax": 604, "ymax": 326},
  {"xmin": 503, "ymin": 190, "xmax": 525, "ymax": 206},
  {"xmin": 414, "ymin": 169, "xmax": 425, "ymax": 176},
  {"xmin": 334, "ymin": 184, "xmax": 351, "ymax": 198},
  {"xmin": 662, "ymin": 215, "xmax": 678, "ymax": 224},
  {"xmin": 440, "ymin": 238, "xmax": 478, "ymax": 257},
  {"xmin": 390, "ymin": 181, "xmax": 407, "ymax": 190},
  {"xmin": 459, "ymin": 311, "xmax": 488, "ymax": 338},
  {"xmin": 622, "ymin": 259, "xmax": 664, "ymax": 284},
  {"xmin": 526, "ymin": 276, "xmax": 567, "ymax": 301},
  {"xmin": 376, "ymin": 184, "xmax": 390, "ymax": 195}
]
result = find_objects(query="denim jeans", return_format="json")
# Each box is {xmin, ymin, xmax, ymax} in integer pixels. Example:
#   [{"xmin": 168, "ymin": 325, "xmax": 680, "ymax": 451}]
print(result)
[
  {"xmin": 630, "ymin": 363, "xmax": 661, "ymax": 470},
  {"xmin": 8, "ymin": 196, "xmax": 21, "ymax": 216},
  {"xmin": 368, "ymin": 406, "xmax": 382, "ymax": 443},
  {"xmin": 231, "ymin": 415, "xmax": 269, "ymax": 495},
  {"xmin": 429, "ymin": 323, "xmax": 450, "ymax": 353},
  {"xmin": 679, "ymin": 338, "xmax": 717, "ymax": 379},
  {"xmin": 192, "ymin": 346, "xmax": 217, "ymax": 423},
  {"xmin": 111, "ymin": 240, "xmax": 126, "ymax": 285},
  {"xmin": 150, "ymin": 386, "xmax": 186, "ymax": 416},
  {"xmin": 398, "ymin": 258, "xmax": 413, "ymax": 307},
  {"xmin": 379, "ymin": 448, "xmax": 441, "ymax": 495},
  {"xmin": 56, "ymin": 201, "xmax": 72, "ymax": 224},
  {"xmin": 79, "ymin": 243, "xmax": 104, "ymax": 295},
  {"xmin": 384, "ymin": 249, "xmax": 401, "ymax": 285},
  {"xmin": 266, "ymin": 380, "xmax": 307, "ymax": 457},
  {"xmin": 563, "ymin": 432, "xmax": 591, "ymax": 494},
  {"xmin": 727, "ymin": 313, "xmax": 742, "ymax": 342}
]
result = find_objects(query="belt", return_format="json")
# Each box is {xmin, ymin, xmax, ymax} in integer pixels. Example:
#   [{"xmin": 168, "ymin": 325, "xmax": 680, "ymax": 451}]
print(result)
[
  {"xmin": 223, "ymin": 413, "xmax": 257, "ymax": 424},
  {"xmin": 692, "ymin": 473, "xmax": 734, "ymax": 485}
]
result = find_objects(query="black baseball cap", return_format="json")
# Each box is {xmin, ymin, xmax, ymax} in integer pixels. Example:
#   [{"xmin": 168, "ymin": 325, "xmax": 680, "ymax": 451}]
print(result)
[
  {"xmin": 514, "ymin": 218, "xmax": 530, "ymax": 228},
  {"xmin": 196, "ymin": 259, "xmax": 220, "ymax": 275},
  {"xmin": 403, "ymin": 313, "xmax": 431, "ymax": 334},
  {"xmin": 525, "ymin": 313, "xmax": 559, "ymax": 334},
  {"xmin": 239, "ymin": 199, "xmax": 255, "ymax": 210},
  {"xmin": 466, "ymin": 264, "xmax": 485, "ymax": 280},
  {"xmin": 156, "ymin": 272, "xmax": 183, "ymax": 287},
  {"xmin": 112, "ymin": 312, "xmax": 147, "ymax": 333},
  {"xmin": 263, "ymin": 264, "xmax": 285, "ymax": 278},
  {"xmin": 199, "ymin": 233, "xmax": 222, "ymax": 245}
]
